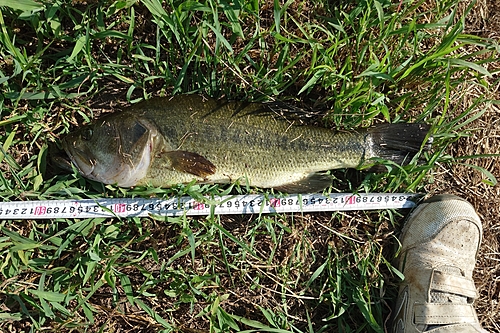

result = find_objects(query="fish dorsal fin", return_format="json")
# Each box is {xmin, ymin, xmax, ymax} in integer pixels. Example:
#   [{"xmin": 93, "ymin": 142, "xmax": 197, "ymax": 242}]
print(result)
[
  {"xmin": 273, "ymin": 173, "xmax": 333, "ymax": 193},
  {"xmin": 164, "ymin": 150, "xmax": 216, "ymax": 178}
]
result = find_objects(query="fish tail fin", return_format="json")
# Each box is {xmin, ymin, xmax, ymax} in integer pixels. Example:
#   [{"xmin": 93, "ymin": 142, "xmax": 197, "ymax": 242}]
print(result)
[{"xmin": 367, "ymin": 123, "xmax": 433, "ymax": 165}]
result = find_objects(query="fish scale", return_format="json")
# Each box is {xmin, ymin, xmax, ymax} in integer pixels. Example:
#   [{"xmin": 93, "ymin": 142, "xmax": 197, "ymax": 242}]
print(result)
[{"xmin": 59, "ymin": 94, "xmax": 432, "ymax": 192}]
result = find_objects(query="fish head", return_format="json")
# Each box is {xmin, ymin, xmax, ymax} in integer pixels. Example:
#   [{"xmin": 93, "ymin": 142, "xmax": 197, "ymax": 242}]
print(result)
[{"xmin": 61, "ymin": 113, "xmax": 154, "ymax": 187}]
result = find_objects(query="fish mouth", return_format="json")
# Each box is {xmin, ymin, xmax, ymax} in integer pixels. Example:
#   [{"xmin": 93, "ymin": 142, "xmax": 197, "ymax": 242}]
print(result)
[
  {"xmin": 49, "ymin": 142, "xmax": 74, "ymax": 172},
  {"xmin": 60, "ymin": 139, "xmax": 96, "ymax": 176}
]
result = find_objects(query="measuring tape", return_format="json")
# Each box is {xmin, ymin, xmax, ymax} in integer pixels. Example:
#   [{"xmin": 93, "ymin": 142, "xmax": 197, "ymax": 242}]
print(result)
[{"xmin": 0, "ymin": 193, "xmax": 420, "ymax": 219}]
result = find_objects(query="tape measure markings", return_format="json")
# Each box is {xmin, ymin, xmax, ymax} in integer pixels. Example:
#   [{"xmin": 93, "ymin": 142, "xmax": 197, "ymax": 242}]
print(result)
[{"xmin": 0, "ymin": 193, "xmax": 420, "ymax": 219}]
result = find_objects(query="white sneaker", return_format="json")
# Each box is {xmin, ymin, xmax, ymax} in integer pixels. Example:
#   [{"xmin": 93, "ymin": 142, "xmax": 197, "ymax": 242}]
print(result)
[{"xmin": 392, "ymin": 194, "xmax": 487, "ymax": 333}]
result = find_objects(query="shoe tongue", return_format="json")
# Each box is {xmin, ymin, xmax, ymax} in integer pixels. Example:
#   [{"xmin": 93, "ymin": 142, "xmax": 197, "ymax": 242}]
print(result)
[
  {"xmin": 430, "ymin": 291, "xmax": 468, "ymax": 303},
  {"xmin": 430, "ymin": 266, "xmax": 468, "ymax": 304}
]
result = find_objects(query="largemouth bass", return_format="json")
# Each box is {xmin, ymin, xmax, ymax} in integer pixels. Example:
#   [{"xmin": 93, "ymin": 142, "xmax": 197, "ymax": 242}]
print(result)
[{"xmin": 60, "ymin": 95, "xmax": 432, "ymax": 192}]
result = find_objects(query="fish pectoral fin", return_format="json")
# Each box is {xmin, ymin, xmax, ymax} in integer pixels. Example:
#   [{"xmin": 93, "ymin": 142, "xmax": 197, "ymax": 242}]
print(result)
[
  {"xmin": 273, "ymin": 173, "xmax": 333, "ymax": 194},
  {"xmin": 165, "ymin": 150, "xmax": 216, "ymax": 178}
]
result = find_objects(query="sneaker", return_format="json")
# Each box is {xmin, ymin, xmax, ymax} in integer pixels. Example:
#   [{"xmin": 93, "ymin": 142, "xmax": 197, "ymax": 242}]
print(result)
[{"xmin": 392, "ymin": 194, "xmax": 487, "ymax": 333}]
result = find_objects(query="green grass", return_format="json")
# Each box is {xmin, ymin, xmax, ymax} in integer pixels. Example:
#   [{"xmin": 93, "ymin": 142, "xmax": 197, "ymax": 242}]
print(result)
[{"xmin": 0, "ymin": 0, "xmax": 498, "ymax": 332}]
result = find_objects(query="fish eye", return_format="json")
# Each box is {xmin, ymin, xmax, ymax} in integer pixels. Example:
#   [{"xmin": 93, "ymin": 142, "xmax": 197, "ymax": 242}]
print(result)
[{"xmin": 81, "ymin": 128, "xmax": 93, "ymax": 141}]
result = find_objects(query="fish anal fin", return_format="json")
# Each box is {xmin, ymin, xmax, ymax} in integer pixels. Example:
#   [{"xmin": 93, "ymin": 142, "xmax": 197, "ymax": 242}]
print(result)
[
  {"xmin": 165, "ymin": 150, "xmax": 216, "ymax": 178},
  {"xmin": 273, "ymin": 173, "xmax": 332, "ymax": 194}
]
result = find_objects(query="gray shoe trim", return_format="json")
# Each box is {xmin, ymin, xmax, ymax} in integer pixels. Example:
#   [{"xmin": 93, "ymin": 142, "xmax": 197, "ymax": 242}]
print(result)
[
  {"xmin": 430, "ymin": 270, "xmax": 478, "ymax": 299},
  {"xmin": 422, "ymin": 194, "xmax": 469, "ymax": 204},
  {"xmin": 414, "ymin": 303, "xmax": 478, "ymax": 325},
  {"xmin": 426, "ymin": 323, "xmax": 489, "ymax": 332}
]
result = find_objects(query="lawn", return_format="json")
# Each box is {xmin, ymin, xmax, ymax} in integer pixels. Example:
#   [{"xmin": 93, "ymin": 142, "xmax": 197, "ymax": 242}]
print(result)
[{"xmin": 0, "ymin": 0, "xmax": 499, "ymax": 332}]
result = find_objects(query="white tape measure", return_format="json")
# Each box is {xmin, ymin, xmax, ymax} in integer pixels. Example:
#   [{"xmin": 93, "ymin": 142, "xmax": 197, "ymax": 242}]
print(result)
[{"xmin": 0, "ymin": 193, "xmax": 420, "ymax": 219}]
